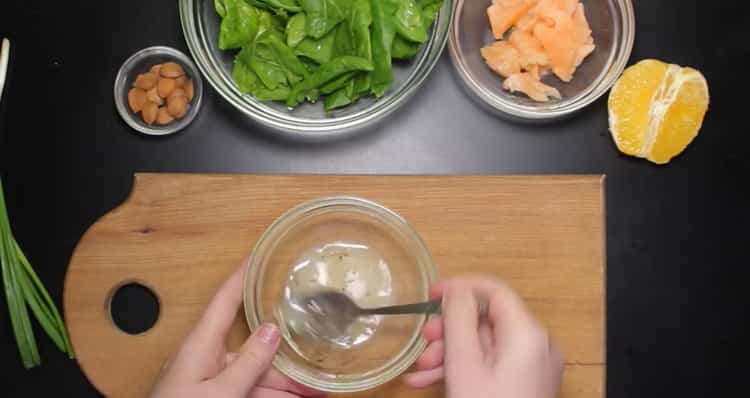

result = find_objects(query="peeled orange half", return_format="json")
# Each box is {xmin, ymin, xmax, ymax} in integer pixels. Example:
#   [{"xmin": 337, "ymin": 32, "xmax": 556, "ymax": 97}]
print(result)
[{"xmin": 608, "ymin": 59, "xmax": 710, "ymax": 164}]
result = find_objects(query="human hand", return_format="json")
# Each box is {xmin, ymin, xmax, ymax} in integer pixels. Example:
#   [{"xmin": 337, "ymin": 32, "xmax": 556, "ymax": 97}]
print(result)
[
  {"xmin": 404, "ymin": 276, "xmax": 564, "ymax": 398},
  {"xmin": 150, "ymin": 263, "xmax": 325, "ymax": 398}
]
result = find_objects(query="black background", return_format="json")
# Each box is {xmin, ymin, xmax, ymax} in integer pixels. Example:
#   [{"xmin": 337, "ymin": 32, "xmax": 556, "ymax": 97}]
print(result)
[{"xmin": 1, "ymin": 1, "xmax": 749, "ymax": 397}]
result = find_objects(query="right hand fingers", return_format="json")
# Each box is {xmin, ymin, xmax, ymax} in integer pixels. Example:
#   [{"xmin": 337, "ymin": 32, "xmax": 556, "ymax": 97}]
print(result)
[
  {"xmin": 442, "ymin": 284, "xmax": 484, "ymax": 375},
  {"xmin": 421, "ymin": 317, "xmax": 443, "ymax": 341},
  {"xmin": 434, "ymin": 276, "xmax": 540, "ymax": 345},
  {"xmin": 414, "ymin": 340, "xmax": 445, "ymax": 370},
  {"xmin": 402, "ymin": 366, "xmax": 444, "ymax": 389}
]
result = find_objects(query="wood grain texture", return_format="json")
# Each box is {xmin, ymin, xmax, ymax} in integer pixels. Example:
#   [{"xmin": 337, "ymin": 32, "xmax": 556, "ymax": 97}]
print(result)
[{"xmin": 63, "ymin": 174, "xmax": 606, "ymax": 397}]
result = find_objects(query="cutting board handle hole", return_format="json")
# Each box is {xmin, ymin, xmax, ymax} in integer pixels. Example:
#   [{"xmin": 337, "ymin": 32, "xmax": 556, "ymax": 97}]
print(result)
[{"xmin": 108, "ymin": 281, "xmax": 161, "ymax": 335}]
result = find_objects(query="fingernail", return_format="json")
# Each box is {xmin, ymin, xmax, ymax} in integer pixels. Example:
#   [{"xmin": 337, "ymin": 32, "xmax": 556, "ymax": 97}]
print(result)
[{"xmin": 257, "ymin": 323, "xmax": 280, "ymax": 344}]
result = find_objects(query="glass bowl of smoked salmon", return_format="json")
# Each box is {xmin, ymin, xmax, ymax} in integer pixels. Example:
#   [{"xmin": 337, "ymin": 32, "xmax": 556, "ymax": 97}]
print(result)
[{"xmin": 449, "ymin": 0, "xmax": 634, "ymax": 120}]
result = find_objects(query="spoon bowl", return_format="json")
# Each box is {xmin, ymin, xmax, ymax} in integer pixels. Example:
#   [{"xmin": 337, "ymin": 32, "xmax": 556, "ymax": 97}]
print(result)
[{"xmin": 298, "ymin": 290, "xmax": 441, "ymax": 341}]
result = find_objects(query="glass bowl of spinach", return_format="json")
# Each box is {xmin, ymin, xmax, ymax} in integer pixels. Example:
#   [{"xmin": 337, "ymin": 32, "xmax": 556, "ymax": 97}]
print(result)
[{"xmin": 179, "ymin": 0, "xmax": 453, "ymax": 136}]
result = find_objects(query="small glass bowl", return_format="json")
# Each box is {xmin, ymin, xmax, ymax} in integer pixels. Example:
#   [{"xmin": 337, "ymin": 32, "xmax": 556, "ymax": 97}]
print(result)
[
  {"xmin": 114, "ymin": 46, "xmax": 203, "ymax": 136},
  {"xmin": 179, "ymin": 0, "xmax": 453, "ymax": 137},
  {"xmin": 244, "ymin": 197, "xmax": 437, "ymax": 392},
  {"xmin": 449, "ymin": 0, "xmax": 635, "ymax": 120}
]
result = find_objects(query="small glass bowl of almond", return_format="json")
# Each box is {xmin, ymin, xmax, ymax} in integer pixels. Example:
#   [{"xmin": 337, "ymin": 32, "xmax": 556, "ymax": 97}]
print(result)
[{"xmin": 114, "ymin": 46, "xmax": 203, "ymax": 135}]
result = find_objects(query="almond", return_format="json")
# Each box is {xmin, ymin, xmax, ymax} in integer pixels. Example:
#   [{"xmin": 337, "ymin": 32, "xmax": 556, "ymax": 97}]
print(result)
[
  {"xmin": 157, "ymin": 78, "xmax": 176, "ymax": 98},
  {"xmin": 127, "ymin": 88, "xmax": 147, "ymax": 113},
  {"xmin": 142, "ymin": 101, "xmax": 159, "ymax": 125},
  {"xmin": 175, "ymin": 75, "xmax": 187, "ymax": 88},
  {"xmin": 168, "ymin": 88, "xmax": 186, "ymax": 101},
  {"xmin": 184, "ymin": 79, "xmax": 194, "ymax": 102},
  {"xmin": 160, "ymin": 62, "xmax": 185, "ymax": 78},
  {"xmin": 133, "ymin": 72, "xmax": 159, "ymax": 90},
  {"xmin": 150, "ymin": 64, "xmax": 163, "ymax": 74},
  {"xmin": 167, "ymin": 95, "xmax": 188, "ymax": 118},
  {"xmin": 146, "ymin": 87, "xmax": 163, "ymax": 106},
  {"xmin": 156, "ymin": 107, "xmax": 175, "ymax": 125}
]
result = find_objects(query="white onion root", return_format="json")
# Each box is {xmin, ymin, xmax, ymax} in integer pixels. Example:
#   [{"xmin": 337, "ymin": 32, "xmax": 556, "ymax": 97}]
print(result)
[{"xmin": 0, "ymin": 38, "xmax": 10, "ymax": 103}]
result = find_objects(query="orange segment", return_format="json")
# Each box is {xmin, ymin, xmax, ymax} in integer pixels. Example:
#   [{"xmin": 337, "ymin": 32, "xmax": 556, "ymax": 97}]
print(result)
[
  {"xmin": 608, "ymin": 60, "xmax": 710, "ymax": 164},
  {"xmin": 481, "ymin": 41, "xmax": 522, "ymax": 78},
  {"xmin": 608, "ymin": 60, "xmax": 669, "ymax": 156},
  {"xmin": 648, "ymin": 68, "xmax": 710, "ymax": 163},
  {"xmin": 487, "ymin": 0, "xmax": 536, "ymax": 39}
]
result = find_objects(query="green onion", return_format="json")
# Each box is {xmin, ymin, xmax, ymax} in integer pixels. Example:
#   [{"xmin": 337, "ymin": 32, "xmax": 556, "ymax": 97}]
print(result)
[{"xmin": 0, "ymin": 177, "xmax": 75, "ymax": 368}]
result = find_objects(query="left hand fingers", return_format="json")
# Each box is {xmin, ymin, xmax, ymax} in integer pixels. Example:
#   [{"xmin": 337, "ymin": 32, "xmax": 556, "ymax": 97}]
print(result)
[
  {"xmin": 224, "ymin": 353, "xmax": 325, "ymax": 397},
  {"xmin": 187, "ymin": 263, "xmax": 247, "ymax": 347},
  {"xmin": 214, "ymin": 323, "xmax": 280, "ymax": 396},
  {"xmin": 247, "ymin": 386, "xmax": 301, "ymax": 398},
  {"xmin": 171, "ymin": 262, "xmax": 248, "ymax": 379}
]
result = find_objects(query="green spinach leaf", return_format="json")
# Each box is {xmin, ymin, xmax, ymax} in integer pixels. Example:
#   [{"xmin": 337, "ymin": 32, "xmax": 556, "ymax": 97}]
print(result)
[
  {"xmin": 285, "ymin": 12, "xmax": 307, "ymax": 47},
  {"xmin": 215, "ymin": 0, "xmax": 227, "ymax": 18},
  {"xmin": 220, "ymin": 0, "xmax": 441, "ymax": 108},
  {"xmin": 348, "ymin": 0, "xmax": 372, "ymax": 94},
  {"xmin": 233, "ymin": 53, "xmax": 291, "ymax": 100},
  {"xmin": 332, "ymin": 21, "xmax": 354, "ymax": 57},
  {"xmin": 259, "ymin": 32, "xmax": 308, "ymax": 84},
  {"xmin": 233, "ymin": 48, "xmax": 260, "ymax": 93},
  {"xmin": 299, "ymin": 0, "xmax": 345, "ymax": 39},
  {"xmin": 393, "ymin": 0, "xmax": 427, "ymax": 43},
  {"xmin": 287, "ymin": 55, "xmax": 373, "ymax": 106},
  {"xmin": 370, "ymin": 0, "xmax": 398, "ymax": 97},
  {"xmin": 392, "ymin": 36, "xmax": 420, "ymax": 59},
  {"xmin": 246, "ymin": 0, "xmax": 299, "ymax": 17},
  {"xmin": 391, "ymin": 0, "xmax": 442, "ymax": 60},
  {"xmin": 324, "ymin": 79, "xmax": 356, "ymax": 111},
  {"xmin": 254, "ymin": 85, "xmax": 292, "ymax": 100},
  {"xmin": 319, "ymin": 71, "xmax": 355, "ymax": 94},
  {"xmin": 218, "ymin": 0, "xmax": 259, "ymax": 50},
  {"xmin": 420, "ymin": 0, "xmax": 443, "ymax": 22},
  {"xmin": 249, "ymin": 51, "xmax": 288, "ymax": 89},
  {"xmin": 259, "ymin": 0, "xmax": 301, "ymax": 12},
  {"xmin": 256, "ymin": 9, "xmax": 287, "ymax": 34},
  {"xmin": 294, "ymin": 29, "xmax": 336, "ymax": 64}
]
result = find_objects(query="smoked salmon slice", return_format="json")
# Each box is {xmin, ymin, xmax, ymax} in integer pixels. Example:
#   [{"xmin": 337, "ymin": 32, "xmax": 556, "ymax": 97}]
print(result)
[
  {"xmin": 487, "ymin": 0, "xmax": 536, "ymax": 39},
  {"xmin": 503, "ymin": 72, "xmax": 561, "ymax": 102},
  {"xmin": 481, "ymin": 0, "xmax": 595, "ymax": 101},
  {"xmin": 508, "ymin": 29, "xmax": 549, "ymax": 68},
  {"xmin": 480, "ymin": 41, "xmax": 522, "ymax": 78}
]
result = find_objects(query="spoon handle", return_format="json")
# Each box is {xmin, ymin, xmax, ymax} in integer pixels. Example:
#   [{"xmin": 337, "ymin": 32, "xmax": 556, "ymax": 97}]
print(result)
[{"xmin": 362, "ymin": 299, "xmax": 442, "ymax": 315}]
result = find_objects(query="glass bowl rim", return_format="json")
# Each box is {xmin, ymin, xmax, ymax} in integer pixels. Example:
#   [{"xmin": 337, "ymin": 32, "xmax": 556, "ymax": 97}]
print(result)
[
  {"xmin": 113, "ymin": 46, "xmax": 204, "ymax": 136},
  {"xmin": 447, "ymin": 0, "xmax": 635, "ymax": 120},
  {"xmin": 179, "ymin": 0, "xmax": 454, "ymax": 137},
  {"xmin": 243, "ymin": 195, "xmax": 437, "ymax": 392}
]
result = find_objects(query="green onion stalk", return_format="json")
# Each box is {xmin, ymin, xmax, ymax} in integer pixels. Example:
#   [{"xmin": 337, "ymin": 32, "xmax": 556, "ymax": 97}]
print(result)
[{"xmin": 0, "ymin": 177, "xmax": 75, "ymax": 368}]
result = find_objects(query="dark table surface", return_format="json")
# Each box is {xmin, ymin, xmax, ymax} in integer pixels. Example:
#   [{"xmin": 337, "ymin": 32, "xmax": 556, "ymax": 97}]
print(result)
[{"xmin": 1, "ymin": 1, "xmax": 748, "ymax": 397}]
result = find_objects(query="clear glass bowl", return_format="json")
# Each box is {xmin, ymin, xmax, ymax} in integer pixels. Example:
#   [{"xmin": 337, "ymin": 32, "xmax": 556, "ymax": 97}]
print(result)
[
  {"xmin": 243, "ymin": 197, "xmax": 436, "ymax": 392},
  {"xmin": 449, "ymin": 0, "xmax": 635, "ymax": 120},
  {"xmin": 114, "ymin": 46, "xmax": 203, "ymax": 136},
  {"xmin": 179, "ymin": 0, "xmax": 453, "ymax": 137}
]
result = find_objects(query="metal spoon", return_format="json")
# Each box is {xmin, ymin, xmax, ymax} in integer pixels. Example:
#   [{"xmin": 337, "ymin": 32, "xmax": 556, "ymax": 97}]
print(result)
[{"xmin": 298, "ymin": 290, "xmax": 441, "ymax": 339}]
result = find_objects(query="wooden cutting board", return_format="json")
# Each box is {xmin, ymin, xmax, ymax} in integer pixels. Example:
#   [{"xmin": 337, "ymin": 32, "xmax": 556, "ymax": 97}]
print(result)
[{"xmin": 64, "ymin": 174, "xmax": 605, "ymax": 398}]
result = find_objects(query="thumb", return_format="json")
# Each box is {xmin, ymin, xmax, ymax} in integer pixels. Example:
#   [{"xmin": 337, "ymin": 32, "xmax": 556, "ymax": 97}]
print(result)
[{"xmin": 215, "ymin": 323, "xmax": 281, "ymax": 395}]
